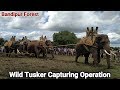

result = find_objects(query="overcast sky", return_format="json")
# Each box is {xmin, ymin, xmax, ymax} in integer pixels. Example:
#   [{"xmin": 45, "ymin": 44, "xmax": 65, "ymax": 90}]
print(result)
[{"xmin": 0, "ymin": 11, "xmax": 120, "ymax": 47}]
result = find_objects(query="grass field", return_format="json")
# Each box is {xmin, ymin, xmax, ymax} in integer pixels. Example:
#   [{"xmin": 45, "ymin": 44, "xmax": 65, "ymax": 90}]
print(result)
[{"xmin": 0, "ymin": 54, "xmax": 120, "ymax": 79}]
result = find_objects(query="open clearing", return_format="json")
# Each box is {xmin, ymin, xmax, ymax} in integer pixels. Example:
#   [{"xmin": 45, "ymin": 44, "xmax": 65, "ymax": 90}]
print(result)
[{"xmin": 0, "ymin": 54, "xmax": 120, "ymax": 79}]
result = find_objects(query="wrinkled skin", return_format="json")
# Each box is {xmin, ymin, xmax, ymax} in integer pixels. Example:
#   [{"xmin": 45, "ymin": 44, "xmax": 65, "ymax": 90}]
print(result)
[{"xmin": 75, "ymin": 34, "xmax": 110, "ymax": 69}]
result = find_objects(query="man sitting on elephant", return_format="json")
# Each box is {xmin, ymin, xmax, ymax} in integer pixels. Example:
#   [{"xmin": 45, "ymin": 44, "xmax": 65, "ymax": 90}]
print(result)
[
  {"xmin": 79, "ymin": 27, "xmax": 98, "ymax": 46},
  {"xmin": 4, "ymin": 36, "xmax": 20, "ymax": 57}
]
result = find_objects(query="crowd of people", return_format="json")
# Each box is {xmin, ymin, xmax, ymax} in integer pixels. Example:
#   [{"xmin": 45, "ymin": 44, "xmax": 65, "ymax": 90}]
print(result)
[{"xmin": 53, "ymin": 47, "xmax": 76, "ymax": 56}]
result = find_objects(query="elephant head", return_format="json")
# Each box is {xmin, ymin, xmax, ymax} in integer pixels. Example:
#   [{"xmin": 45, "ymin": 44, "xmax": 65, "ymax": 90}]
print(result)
[{"xmin": 95, "ymin": 34, "xmax": 110, "ymax": 69}]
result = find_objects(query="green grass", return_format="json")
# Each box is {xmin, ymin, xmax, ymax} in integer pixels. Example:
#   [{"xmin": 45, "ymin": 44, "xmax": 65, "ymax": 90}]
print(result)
[{"xmin": 0, "ymin": 54, "xmax": 120, "ymax": 79}]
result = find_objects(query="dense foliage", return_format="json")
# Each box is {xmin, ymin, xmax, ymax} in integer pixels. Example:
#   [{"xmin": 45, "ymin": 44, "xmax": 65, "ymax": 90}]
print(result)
[{"xmin": 53, "ymin": 31, "xmax": 77, "ymax": 45}]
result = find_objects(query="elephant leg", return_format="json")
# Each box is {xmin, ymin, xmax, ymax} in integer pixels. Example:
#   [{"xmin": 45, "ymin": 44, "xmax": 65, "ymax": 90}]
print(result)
[
  {"xmin": 51, "ymin": 52, "xmax": 54, "ymax": 59},
  {"xmin": 101, "ymin": 53, "xmax": 103, "ymax": 58},
  {"xmin": 75, "ymin": 53, "xmax": 80, "ymax": 62},
  {"xmin": 14, "ymin": 48, "xmax": 17, "ymax": 54},
  {"xmin": 5, "ymin": 47, "xmax": 9, "ymax": 57},
  {"xmin": 42, "ymin": 48, "xmax": 47, "ymax": 59},
  {"xmin": 6, "ymin": 53, "xmax": 8, "ymax": 57},
  {"xmin": 35, "ymin": 52, "xmax": 38, "ymax": 58},
  {"xmin": 92, "ymin": 51, "xmax": 98, "ymax": 66},
  {"xmin": 6, "ymin": 51, "xmax": 9, "ymax": 57},
  {"xmin": 45, "ymin": 49, "xmax": 48, "ymax": 59},
  {"xmin": 97, "ymin": 49, "xmax": 101, "ymax": 63},
  {"xmin": 84, "ymin": 54, "xmax": 89, "ymax": 64},
  {"xmin": 8, "ymin": 48, "xmax": 12, "ymax": 57},
  {"xmin": 34, "ymin": 49, "xmax": 39, "ymax": 58},
  {"xmin": 7, "ymin": 49, "xmax": 10, "ymax": 57},
  {"xmin": 106, "ymin": 54, "xmax": 110, "ymax": 69},
  {"xmin": 35, "ymin": 46, "xmax": 40, "ymax": 58},
  {"xmin": 43, "ymin": 51, "xmax": 45, "ymax": 57},
  {"xmin": 9, "ymin": 51, "xmax": 12, "ymax": 57},
  {"xmin": 50, "ymin": 49, "xmax": 54, "ymax": 59}
]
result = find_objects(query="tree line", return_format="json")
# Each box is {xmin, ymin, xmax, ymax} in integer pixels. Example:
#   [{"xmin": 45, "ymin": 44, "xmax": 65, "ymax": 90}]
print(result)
[
  {"xmin": 0, "ymin": 30, "xmax": 119, "ymax": 50},
  {"xmin": 0, "ymin": 30, "xmax": 78, "ymax": 47}
]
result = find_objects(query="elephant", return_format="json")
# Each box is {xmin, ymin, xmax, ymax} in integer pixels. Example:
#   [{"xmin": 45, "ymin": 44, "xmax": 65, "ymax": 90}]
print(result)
[
  {"xmin": 75, "ymin": 34, "xmax": 111, "ymax": 69},
  {"xmin": 4, "ymin": 41, "xmax": 21, "ymax": 57},
  {"xmin": 26, "ymin": 40, "xmax": 54, "ymax": 59},
  {"xmin": 18, "ymin": 39, "xmax": 31, "ymax": 54},
  {"xmin": 27, "ymin": 40, "xmax": 47, "ymax": 58}
]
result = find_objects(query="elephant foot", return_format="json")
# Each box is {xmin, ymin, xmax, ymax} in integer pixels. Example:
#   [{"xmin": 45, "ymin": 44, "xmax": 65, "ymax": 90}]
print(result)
[
  {"xmin": 75, "ymin": 61, "xmax": 79, "ymax": 63},
  {"xmin": 49, "ymin": 57, "xmax": 53, "ymax": 60},
  {"xmin": 85, "ymin": 62, "xmax": 89, "ymax": 64},
  {"xmin": 93, "ymin": 61, "xmax": 98, "ymax": 66},
  {"xmin": 85, "ymin": 59, "xmax": 89, "ymax": 64},
  {"xmin": 98, "ymin": 61, "xmax": 100, "ymax": 64},
  {"xmin": 75, "ymin": 59, "xmax": 79, "ymax": 63},
  {"xmin": 98, "ymin": 60, "xmax": 101, "ymax": 63},
  {"xmin": 107, "ymin": 66, "xmax": 110, "ymax": 69}
]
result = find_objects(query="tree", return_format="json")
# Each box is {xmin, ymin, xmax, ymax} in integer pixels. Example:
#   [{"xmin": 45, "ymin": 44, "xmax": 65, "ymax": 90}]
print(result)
[{"xmin": 53, "ymin": 30, "xmax": 77, "ymax": 45}]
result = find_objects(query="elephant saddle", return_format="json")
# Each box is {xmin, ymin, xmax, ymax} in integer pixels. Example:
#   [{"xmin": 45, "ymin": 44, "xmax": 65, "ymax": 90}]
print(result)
[
  {"xmin": 39, "ymin": 41, "xmax": 46, "ymax": 47},
  {"xmin": 4, "ymin": 41, "xmax": 13, "ymax": 47},
  {"xmin": 79, "ymin": 36, "xmax": 96, "ymax": 46}
]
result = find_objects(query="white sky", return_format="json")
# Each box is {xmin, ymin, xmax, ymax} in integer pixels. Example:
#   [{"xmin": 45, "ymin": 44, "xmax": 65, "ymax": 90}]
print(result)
[{"xmin": 0, "ymin": 11, "xmax": 120, "ymax": 47}]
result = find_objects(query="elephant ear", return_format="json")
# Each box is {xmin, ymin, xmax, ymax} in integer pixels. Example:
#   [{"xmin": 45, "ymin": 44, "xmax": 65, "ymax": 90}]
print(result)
[
  {"xmin": 95, "ymin": 34, "xmax": 110, "ymax": 49},
  {"xmin": 95, "ymin": 36, "xmax": 102, "ymax": 43},
  {"xmin": 100, "ymin": 35, "xmax": 110, "ymax": 43},
  {"xmin": 95, "ymin": 36, "xmax": 103, "ymax": 48}
]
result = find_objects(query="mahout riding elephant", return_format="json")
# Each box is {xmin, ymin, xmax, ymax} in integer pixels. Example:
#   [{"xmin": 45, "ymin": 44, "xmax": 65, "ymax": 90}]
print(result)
[
  {"xmin": 26, "ymin": 40, "xmax": 54, "ymax": 59},
  {"xmin": 4, "ymin": 36, "xmax": 21, "ymax": 57},
  {"xmin": 75, "ymin": 34, "xmax": 111, "ymax": 69},
  {"xmin": 4, "ymin": 40, "xmax": 20, "ymax": 57}
]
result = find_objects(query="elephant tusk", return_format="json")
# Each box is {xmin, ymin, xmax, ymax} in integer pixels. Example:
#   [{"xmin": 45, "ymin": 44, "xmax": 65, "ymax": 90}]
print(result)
[
  {"xmin": 104, "ymin": 49, "xmax": 111, "ymax": 56},
  {"xmin": 110, "ymin": 50, "xmax": 117, "ymax": 56}
]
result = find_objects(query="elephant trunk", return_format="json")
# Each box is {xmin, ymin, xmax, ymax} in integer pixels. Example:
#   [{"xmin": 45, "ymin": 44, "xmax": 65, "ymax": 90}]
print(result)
[
  {"xmin": 103, "ymin": 48, "xmax": 110, "ymax": 69},
  {"xmin": 97, "ymin": 48, "xmax": 101, "ymax": 63}
]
